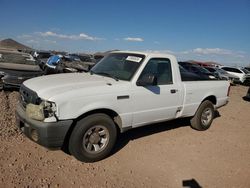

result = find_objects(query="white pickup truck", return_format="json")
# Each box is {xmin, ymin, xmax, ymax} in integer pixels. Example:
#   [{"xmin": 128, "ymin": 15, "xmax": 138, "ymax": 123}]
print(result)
[{"xmin": 16, "ymin": 51, "xmax": 230, "ymax": 162}]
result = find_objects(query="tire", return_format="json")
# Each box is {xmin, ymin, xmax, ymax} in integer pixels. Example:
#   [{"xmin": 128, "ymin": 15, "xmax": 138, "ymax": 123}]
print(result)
[
  {"xmin": 69, "ymin": 113, "xmax": 117, "ymax": 162},
  {"xmin": 190, "ymin": 100, "xmax": 215, "ymax": 131}
]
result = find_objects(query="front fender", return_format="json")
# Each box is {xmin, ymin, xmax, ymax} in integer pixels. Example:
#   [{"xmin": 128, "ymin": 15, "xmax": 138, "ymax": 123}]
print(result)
[{"xmin": 56, "ymin": 94, "xmax": 132, "ymax": 129}]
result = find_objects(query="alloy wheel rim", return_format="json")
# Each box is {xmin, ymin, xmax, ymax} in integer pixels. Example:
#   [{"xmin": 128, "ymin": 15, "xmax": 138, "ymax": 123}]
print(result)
[
  {"xmin": 201, "ymin": 108, "xmax": 212, "ymax": 126},
  {"xmin": 83, "ymin": 125, "xmax": 109, "ymax": 154}
]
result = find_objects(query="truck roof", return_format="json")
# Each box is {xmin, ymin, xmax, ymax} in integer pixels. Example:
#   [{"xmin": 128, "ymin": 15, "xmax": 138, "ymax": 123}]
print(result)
[{"xmin": 110, "ymin": 50, "xmax": 176, "ymax": 59}]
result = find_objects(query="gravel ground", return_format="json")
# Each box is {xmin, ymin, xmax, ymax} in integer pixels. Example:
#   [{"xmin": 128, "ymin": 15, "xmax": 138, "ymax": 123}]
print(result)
[{"xmin": 0, "ymin": 86, "xmax": 250, "ymax": 188}]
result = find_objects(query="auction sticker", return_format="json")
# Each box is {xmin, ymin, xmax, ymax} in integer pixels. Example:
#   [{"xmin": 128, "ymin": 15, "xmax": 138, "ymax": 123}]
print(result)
[{"xmin": 126, "ymin": 56, "xmax": 142, "ymax": 63}]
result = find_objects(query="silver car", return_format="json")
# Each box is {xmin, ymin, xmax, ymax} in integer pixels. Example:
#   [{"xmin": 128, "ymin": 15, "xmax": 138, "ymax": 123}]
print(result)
[{"xmin": 205, "ymin": 67, "xmax": 240, "ymax": 84}]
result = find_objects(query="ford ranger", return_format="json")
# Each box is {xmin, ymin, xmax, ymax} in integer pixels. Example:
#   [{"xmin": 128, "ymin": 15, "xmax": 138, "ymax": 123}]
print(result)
[{"xmin": 16, "ymin": 51, "xmax": 230, "ymax": 162}]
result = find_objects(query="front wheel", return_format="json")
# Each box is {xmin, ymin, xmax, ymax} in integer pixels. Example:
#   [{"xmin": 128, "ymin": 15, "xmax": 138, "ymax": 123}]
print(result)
[
  {"xmin": 69, "ymin": 113, "xmax": 117, "ymax": 162},
  {"xmin": 190, "ymin": 100, "xmax": 215, "ymax": 131}
]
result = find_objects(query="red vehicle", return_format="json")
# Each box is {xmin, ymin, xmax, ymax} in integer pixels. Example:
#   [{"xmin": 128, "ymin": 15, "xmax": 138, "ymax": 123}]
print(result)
[{"xmin": 191, "ymin": 62, "xmax": 211, "ymax": 67}]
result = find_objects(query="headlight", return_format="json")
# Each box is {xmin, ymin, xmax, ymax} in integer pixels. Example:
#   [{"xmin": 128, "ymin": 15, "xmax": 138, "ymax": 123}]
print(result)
[{"xmin": 26, "ymin": 101, "xmax": 57, "ymax": 121}]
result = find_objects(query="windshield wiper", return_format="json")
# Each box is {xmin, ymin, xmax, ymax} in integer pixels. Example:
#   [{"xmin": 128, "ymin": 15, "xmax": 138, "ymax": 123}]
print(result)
[{"xmin": 93, "ymin": 71, "xmax": 119, "ymax": 81}]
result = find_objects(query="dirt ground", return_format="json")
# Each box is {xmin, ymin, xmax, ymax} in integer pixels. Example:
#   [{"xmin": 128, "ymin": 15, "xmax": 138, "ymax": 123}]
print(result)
[{"xmin": 0, "ymin": 85, "xmax": 250, "ymax": 188}]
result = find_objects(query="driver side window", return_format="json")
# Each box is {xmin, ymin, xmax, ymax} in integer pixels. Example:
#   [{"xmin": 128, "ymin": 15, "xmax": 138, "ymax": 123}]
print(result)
[{"xmin": 138, "ymin": 58, "xmax": 173, "ymax": 85}]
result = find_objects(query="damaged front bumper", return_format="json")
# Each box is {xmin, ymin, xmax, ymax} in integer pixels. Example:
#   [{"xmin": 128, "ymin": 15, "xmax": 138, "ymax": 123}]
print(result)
[{"xmin": 16, "ymin": 103, "xmax": 73, "ymax": 148}]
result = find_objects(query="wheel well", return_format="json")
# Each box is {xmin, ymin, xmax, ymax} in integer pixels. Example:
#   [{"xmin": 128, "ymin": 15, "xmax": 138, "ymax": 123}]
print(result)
[
  {"xmin": 61, "ymin": 109, "xmax": 122, "ymax": 152},
  {"xmin": 202, "ymin": 95, "xmax": 216, "ymax": 105},
  {"xmin": 75, "ymin": 109, "xmax": 121, "ymax": 127}
]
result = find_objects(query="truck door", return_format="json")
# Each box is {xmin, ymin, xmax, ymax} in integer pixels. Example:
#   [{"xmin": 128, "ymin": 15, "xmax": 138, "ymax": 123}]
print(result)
[{"xmin": 131, "ymin": 58, "xmax": 183, "ymax": 127}]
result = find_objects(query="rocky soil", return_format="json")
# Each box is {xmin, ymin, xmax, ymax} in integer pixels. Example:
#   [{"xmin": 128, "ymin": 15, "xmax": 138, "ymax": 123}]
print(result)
[{"xmin": 0, "ymin": 86, "xmax": 250, "ymax": 187}]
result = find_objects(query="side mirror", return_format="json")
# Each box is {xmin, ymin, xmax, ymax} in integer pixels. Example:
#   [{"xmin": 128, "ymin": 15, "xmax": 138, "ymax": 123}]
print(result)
[{"xmin": 136, "ymin": 73, "xmax": 156, "ymax": 86}]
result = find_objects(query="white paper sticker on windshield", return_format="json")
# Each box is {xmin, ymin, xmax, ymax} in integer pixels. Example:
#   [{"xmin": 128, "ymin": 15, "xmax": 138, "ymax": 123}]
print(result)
[{"xmin": 126, "ymin": 56, "xmax": 142, "ymax": 63}]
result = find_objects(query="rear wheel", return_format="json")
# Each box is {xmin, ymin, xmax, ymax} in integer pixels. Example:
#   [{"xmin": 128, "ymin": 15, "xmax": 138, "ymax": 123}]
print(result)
[
  {"xmin": 69, "ymin": 113, "xmax": 117, "ymax": 162},
  {"xmin": 190, "ymin": 100, "xmax": 215, "ymax": 131}
]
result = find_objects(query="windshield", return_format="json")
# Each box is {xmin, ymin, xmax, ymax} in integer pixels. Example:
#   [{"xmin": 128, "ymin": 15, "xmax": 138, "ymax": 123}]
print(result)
[{"xmin": 91, "ymin": 53, "xmax": 145, "ymax": 81}]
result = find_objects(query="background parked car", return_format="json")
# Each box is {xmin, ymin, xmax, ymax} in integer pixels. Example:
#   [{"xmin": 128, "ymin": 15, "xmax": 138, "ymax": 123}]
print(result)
[
  {"xmin": 44, "ymin": 55, "xmax": 62, "ymax": 74},
  {"xmin": 221, "ymin": 66, "xmax": 250, "ymax": 85},
  {"xmin": 44, "ymin": 54, "xmax": 95, "ymax": 75},
  {"xmin": 0, "ymin": 50, "xmax": 43, "ymax": 89},
  {"xmin": 68, "ymin": 53, "xmax": 95, "ymax": 63},
  {"xmin": 32, "ymin": 51, "xmax": 53, "ymax": 70},
  {"xmin": 244, "ymin": 67, "xmax": 250, "ymax": 72},
  {"xmin": 179, "ymin": 65, "xmax": 203, "ymax": 81},
  {"xmin": 178, "ymin": 61, "xmax": 217, "ymax": 80},
  {"xmin": 204, "ymin": 67, "xmax": 240, "ymax": 84}
]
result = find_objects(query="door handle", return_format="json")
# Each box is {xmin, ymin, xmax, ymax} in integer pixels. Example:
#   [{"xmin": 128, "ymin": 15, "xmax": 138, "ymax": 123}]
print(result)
[{"xmin": 170, "ymin": 89, "xmax": 178, "ymax": 94}]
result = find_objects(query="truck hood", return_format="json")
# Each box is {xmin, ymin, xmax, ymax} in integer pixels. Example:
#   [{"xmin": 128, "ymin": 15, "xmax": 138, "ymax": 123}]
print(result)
[{"xmin": 23, "ymin": 73, "xmax": 129, "ymax": 100}]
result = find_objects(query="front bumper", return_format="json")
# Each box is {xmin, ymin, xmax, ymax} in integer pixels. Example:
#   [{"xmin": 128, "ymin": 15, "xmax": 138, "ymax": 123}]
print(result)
[{"xmin": 16, "ymin": 103, "xmax": 73, "ymax": 148}]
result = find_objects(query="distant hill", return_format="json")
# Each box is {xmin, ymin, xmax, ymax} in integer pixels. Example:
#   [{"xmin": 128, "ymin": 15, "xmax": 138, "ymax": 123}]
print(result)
[{"xmin": 0, "ymin": 38, "xmax": 32, "ymax": 50}]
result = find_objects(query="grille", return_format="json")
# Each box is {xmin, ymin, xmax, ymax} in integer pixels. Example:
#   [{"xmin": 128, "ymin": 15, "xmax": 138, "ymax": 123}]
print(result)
[{"xmin": 19, "ymin": 84, "xmax": 41, "ymax": 108}]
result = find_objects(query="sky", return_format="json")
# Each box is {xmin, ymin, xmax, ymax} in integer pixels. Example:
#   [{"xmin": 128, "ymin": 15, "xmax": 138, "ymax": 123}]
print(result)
[{"xmin": 0, "ymin": 0, "xmax": 250, "ymax": 66}]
